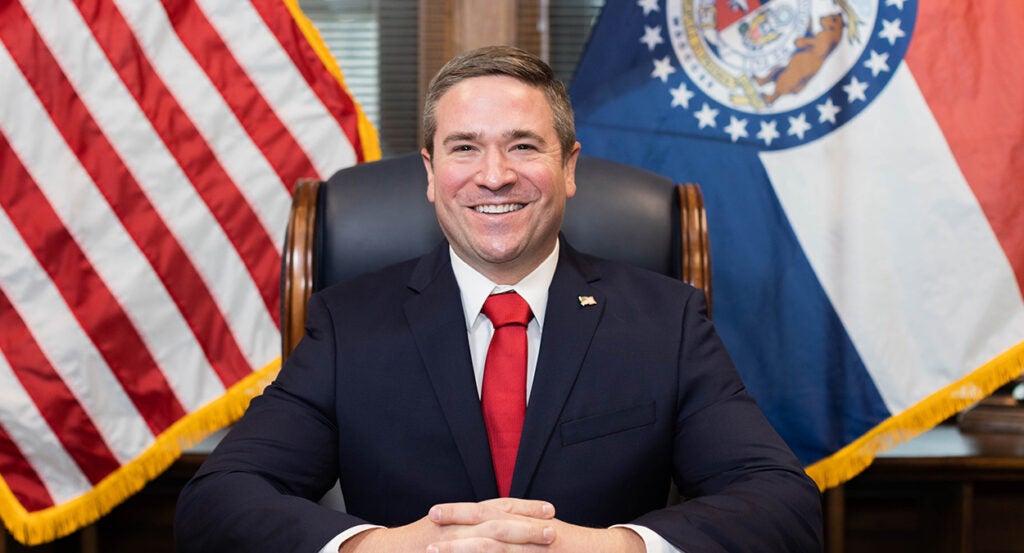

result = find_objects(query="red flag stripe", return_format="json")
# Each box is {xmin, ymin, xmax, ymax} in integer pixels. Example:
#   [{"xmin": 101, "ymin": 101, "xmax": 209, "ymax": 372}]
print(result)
[
  {"xmin": 100, "ymin": 0, "xmax": 294, "ymax": 252},
  {"xmin": 250, "ymin": 0, "xmax": 366, "ymax": 163},
  {"xmin": 0, "ymin": 8, "xmax": 255, "ymax": 390},
  {"xmin": 157, "ymin": 0, "xmax": 321, "ymax": 194},
  {"xmin": 71, "ymin": 1, "xmax": 283, "ymax": 325},
  {"xmin": 196, "ymin": 0, "xmax": 358, "ymax": 176},
  {"xmin": 0, "ymin": 183, "xmax": 155, "ymax": 470},
  {"xmin": 906, "ymin": 2, "xmax": 1024, "ymax": 293},
  {"xmin": 0, "ymin": 422, "xmax": 54, "ymax": 512},
  {"xmin": 0, "ymin": 291, "xmax": 120, "ymax": 485},
  {"xmin": 0, "ymin": 137, "xmax": 186, "ymax": 435},
  {"xmin": 15, "ymin": 0, "xmax": 280, "ymax": 372}
]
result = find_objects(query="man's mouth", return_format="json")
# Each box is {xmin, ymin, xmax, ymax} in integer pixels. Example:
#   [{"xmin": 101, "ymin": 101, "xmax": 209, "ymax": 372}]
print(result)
[{"xmin": 474, "ymin": 203, "xmax": 524, "ymax": 214}]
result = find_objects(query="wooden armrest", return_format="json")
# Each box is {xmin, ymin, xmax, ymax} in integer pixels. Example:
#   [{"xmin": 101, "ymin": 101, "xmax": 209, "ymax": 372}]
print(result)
[
  {"xmin": 678, "ymin": 183, "xmax": 712, "ymax": 317},
  {"xmin": 282, "ymin": 178, "xmax": 320, "ymax": 359}
]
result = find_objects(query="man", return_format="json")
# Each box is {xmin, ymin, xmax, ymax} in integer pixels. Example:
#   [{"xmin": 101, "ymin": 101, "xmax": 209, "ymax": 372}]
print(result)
[{"xmin": 174, "ymin": 45, "xmax": 822, "ymax": 552}]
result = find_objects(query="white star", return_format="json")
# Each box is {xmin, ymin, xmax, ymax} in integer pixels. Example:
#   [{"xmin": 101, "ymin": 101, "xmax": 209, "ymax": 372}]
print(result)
[
  {"xmin": 886, "ymin": 0, "xmax": 906, "ymax": 9},
  {"xmin": 651, "ymin": 56, "xmax": 676, "ymax": 83},
  {"xmin": 756, "ymin": 120, "xmax": 780, "ymax": 146},
  {"xmin": 817, "ymin": 98, "xmax": 841, "ymax": 124},
  {"xmin": 787, "ymin": 112, "xmax": 812, "ymax": 140},
  {"xmin": 879, "ymin": 19, "xmax": 906, "ymax": 46},
  {"xmin": 724, "ymin": 116, "xmax": 749, "ymax": 142},
  {"xmin": 670, "ymin": 82, "xmax": 695, "ymax": 108},
  {"xmin": 863, "ymin": 50, "xmax": 891, "ymax": 77},
  {"xmin": 843, "ymin": 77, "xmax": 869, "ymax": 102},
  {"xmin": 694, "ymin": 103, "xmax": 719, "ymax": 128},
  {"xmin": 640, "ymin": 25, "xmax": 664, "ymax": 51},
  {"xmin": 637, "ymin": 0, "xmax": 660, "ymax": 16}
]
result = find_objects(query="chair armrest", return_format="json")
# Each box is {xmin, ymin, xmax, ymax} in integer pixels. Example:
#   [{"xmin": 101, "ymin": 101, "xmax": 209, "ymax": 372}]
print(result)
[
  {"xmin": 678, "ymin": 183, "xmax": 712, "ymax": 317},
  {"xmin": 282, "ymin": 178, "xmax": 320, "ymax": 359}
]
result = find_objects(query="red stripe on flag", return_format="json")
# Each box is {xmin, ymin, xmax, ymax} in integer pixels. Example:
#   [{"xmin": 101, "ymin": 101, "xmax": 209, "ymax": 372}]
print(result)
[
  {"xmin": 0, "ymin": 4, "xmax": 258, "ymax": 388},
  {"xmin": 0, "ymin": 134, "xmax": 185, "ymax": 435},
  {"xmin": 72, "ymin": 0, "xmax": 283, "ymax": 326},
  {"xmin": 158, "ymin": 0, "xmax": 321, "ymax": 192},
  {"xmin": 250, "ymin": 0, "xmax": 366, "ymax": 162},
  {"xmin": 0, "ymin": 423, "xmax": 53, "ymax": 512},
  {"xmin": 0, "ymin": 290, "xmax": 120, "ymax": 487},
  {"xmin": 906, "ymin": 1, "xmax": 1024, "ymax": 293}
]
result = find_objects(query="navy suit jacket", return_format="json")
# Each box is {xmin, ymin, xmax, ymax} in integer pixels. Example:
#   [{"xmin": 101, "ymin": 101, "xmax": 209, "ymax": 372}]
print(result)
[{"xmin": 175, "ymin": 241, "xmax": 822, "ymax": 552}]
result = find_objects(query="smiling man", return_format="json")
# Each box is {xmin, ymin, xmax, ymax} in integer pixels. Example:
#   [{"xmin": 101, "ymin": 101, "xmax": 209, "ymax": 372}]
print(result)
[
  {"xmin": 175, "ymin": 46, "xmax": 822, "ymax": 553},
  {"xmin": 425, "ymin": 70, "xmax": 578, "ymax": 286}
]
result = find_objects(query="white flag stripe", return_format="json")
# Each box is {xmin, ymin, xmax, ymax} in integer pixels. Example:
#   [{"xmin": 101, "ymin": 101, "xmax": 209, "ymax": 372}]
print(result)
[
  {"xmin": 0, "ymin": 204, "xmax": 153, "ymax": 465},
  {"xmin": 762, "ymin": 66, "xmax": 1024, "ymax": 413},
  {"xmin": 0, "ymin": 350, "xmax": 92, "ymax": 504},
  {"xmin": 197, "ymin": 0, "xmax": 357, "ymax": 177},
  {"xmin": 113, "ymin": 0, "xmax": 292, "ymax": 251},
  {"xmin": 0, "ymin": 43, "xmax": 227, "ymax": 415},
  {"xmin": 22, "ymin": 1, "xmax": 280, "ymax": 371}
]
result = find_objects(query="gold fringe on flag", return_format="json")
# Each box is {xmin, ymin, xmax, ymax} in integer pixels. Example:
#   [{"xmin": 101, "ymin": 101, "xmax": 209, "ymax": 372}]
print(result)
[
  {"xmin": 283, "ymin": 0, "xmax": 382, "ymax": 163},
  {"xmin": 806, "ymin": 340, "xmax": 1024, "ymax": 491},
  {"xmin": 0, "ymin": 358, "xmax": 281, "ymax": 546}
]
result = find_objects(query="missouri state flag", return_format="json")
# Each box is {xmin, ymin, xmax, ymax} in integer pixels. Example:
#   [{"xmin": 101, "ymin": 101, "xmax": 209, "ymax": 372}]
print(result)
[
  {"xmin": 0, "ymin": 0, "xmax": 378, "ymax": 544},
  {"xmin": 570, "ymin": 0, "xmax": 1024, "ymax": 488}
]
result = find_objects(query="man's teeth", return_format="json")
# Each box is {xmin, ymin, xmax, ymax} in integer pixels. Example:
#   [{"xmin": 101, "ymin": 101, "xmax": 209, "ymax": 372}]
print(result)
[{"xmin": 475, "ymin": 204, "xmax": 523, "ymax": 214}]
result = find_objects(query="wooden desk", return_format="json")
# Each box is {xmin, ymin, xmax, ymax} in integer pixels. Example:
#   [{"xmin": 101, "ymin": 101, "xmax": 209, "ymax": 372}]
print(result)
[{"xmin": 825, "ymin": 425, "xmax": 1024, "ymax": 553}]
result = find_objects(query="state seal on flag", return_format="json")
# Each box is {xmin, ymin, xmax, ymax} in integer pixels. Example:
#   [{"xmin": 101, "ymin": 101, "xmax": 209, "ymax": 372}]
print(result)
[{"xmin": 640, "ymin": 0, "xmax": 916, "ymax": 149}]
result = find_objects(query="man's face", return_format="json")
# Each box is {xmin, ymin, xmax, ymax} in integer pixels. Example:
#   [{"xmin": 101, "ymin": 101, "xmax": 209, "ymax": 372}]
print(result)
[{"xmin": 422, "ymin": 75, "xmax": 580, "ymax": 284}]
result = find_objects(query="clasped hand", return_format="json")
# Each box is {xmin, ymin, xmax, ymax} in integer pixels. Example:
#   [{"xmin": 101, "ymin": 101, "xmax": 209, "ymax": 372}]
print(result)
[{"xmin": 341, "ymin": 497, "xmax": 644, "ymax": 553}]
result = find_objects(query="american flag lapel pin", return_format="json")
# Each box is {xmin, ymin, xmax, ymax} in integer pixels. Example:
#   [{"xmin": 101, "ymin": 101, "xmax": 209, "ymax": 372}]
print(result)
[{"xmin": 578, "ymin": 295, "xmax": 597, "ymax": 307}]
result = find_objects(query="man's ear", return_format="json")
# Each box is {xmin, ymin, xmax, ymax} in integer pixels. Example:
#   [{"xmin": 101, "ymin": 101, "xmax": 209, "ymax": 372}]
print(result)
[
  {"xmin": 564, "ymin": 141, "xmax": 581, "ymax": 199},
  {"xmin": 421, "ymin": 148, "xmax": 435, "ymax": 203}
]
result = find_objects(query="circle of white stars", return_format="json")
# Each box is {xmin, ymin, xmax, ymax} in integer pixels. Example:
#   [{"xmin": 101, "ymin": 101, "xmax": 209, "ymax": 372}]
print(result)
[{"xmin": 638, "ymin": 0, "xmax": 911, "ymax": 147}]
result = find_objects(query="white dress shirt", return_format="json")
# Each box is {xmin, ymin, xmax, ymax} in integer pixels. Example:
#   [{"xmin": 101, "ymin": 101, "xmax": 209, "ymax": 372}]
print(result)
[{"xmin": 319, "ymin": 242, "xmax": 681, "ymax": 553}]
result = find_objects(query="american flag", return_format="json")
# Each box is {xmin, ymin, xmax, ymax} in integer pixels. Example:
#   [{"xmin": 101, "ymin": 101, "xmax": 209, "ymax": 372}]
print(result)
[{"xmin": 0, "ymin": 0, "xmax": 377, "ymax": 544}]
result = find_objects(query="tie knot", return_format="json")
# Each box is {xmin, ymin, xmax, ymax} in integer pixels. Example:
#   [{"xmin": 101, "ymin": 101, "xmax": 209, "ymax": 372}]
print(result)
[{"xmin": 482, "ymin": 292, "xmax": 533, "ymax": 328}]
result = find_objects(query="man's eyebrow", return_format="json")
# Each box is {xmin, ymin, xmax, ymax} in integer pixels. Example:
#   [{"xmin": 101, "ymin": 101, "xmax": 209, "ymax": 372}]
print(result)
[
  {"xmin": 442, "ymin": 131, "xmax": 480, "ymax": 145},
  {"xmin": 506, "ymin": 129, "xmax": 546, "ymax": 143}
]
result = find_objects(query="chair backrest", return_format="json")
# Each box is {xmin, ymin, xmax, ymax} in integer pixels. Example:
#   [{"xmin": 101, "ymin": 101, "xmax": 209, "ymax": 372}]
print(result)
[{"xmin": 282, "ymin": 153, "xmax": 711, "ymax": 357}]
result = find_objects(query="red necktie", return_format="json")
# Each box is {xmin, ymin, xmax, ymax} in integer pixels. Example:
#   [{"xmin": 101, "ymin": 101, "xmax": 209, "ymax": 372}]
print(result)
[{"xmin": 481, "ymin": 291, "xmax": 533, "ymax": 497}]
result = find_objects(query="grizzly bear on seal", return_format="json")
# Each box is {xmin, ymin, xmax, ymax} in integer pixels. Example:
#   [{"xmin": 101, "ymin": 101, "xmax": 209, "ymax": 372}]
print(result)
[{"xmin": 756, "ymin": 14, "xmax": 845, "ymax": 105}]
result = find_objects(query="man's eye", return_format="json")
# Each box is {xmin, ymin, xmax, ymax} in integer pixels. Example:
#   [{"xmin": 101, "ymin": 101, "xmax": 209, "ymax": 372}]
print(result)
[{"xmin": 513, "ymin": 144, "xmax": 536, "ymax": 151}]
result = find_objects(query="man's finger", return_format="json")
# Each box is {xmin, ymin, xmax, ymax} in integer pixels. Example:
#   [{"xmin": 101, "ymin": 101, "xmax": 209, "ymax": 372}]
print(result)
[
  {"xmin": 484, "ymin": 498, "xmax": 556, "ymax": 519},
  {"xmin": 426, "ymin": 521, "xmax": 556, "ymax": 552},
  {"xmin": 429, "ymin": 499, "xmax": 555, "ymax": 525}
]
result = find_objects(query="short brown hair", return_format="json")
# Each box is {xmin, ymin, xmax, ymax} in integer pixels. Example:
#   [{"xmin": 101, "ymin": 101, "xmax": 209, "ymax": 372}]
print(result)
[{"xmin": 422, "ymin": 45, "xmax": 576, "ymax": 160}]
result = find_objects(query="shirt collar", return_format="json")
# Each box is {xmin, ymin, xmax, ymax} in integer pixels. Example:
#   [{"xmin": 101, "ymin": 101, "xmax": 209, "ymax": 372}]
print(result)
[{"xmin": 450, "ymin": 240, "xmax": 559, "ymax": 331}]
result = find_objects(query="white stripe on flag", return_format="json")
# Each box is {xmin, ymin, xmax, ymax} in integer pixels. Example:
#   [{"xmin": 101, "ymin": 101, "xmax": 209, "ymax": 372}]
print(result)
[
  {"xmin": 197, "ymin": 0, "xmax": 358, "ymax": 177},
  {"xmin": 0, "ymin": 350, "xmax": 92, "ymax": 504},
  {"xmin": 0, "ymin": 206, "xmax": 152, "ymax": 464},
  {"xmin": 761, "ymin": 65, "xmax": 1024, "ymax": 413},
  {"xmin": 0, "ymin": 42, "xmax": 227, "ymax": 414},
  {"xmin": 22, "ymin": 0, "xmax": 279, "ymax": 371},
  {"xmin": 112, "ymin": 0, "xmax": 292, "ymax": 251}
]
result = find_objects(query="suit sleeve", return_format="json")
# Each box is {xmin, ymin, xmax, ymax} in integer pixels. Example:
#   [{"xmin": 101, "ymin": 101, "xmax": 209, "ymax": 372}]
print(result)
[
  {"xmin": 633, "ymin": 290, "xmax": 823, "ymax": 553},
  {"xmin": 174, "ymin": 293, "xmax": 368, "ymax": 553}
]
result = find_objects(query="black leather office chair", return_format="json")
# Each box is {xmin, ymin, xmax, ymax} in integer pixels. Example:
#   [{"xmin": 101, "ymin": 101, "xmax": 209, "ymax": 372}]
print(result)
[{"xmin": 281, "ymin": 153, "xmax": 711, "ymax": 358}]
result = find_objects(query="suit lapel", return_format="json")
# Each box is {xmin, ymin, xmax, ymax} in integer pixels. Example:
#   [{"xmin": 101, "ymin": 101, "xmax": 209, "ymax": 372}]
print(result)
[
  {"xmin": 403, "ymin": 245, "xmax": 498, "ymax": 499},
  {"xmin": 510, "ymin": 242, "xmax": 604, "ymax": 497}
]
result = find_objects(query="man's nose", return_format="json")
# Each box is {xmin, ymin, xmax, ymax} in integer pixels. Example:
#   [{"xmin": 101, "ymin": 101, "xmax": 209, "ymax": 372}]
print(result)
[{"xmin": 477, "ymin": 150, "xmax": 516, "ymax": 189}]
